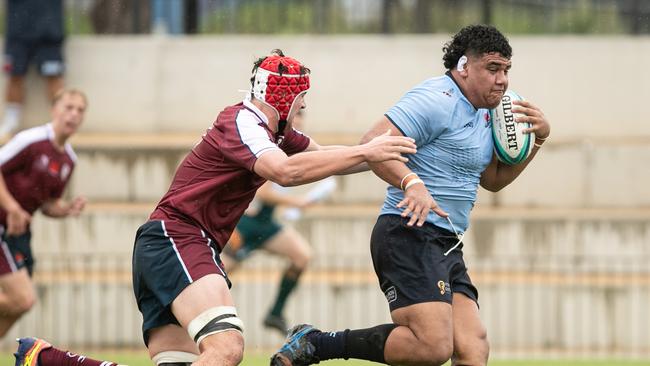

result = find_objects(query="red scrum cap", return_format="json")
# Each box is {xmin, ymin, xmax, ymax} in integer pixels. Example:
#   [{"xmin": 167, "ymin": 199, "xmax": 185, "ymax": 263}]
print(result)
[{"xmin": 251, "ymin": 52, "xmax": 310, "ymax": 122}]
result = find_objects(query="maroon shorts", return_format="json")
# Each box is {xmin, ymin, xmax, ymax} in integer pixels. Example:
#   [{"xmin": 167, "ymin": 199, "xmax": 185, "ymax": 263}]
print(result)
[{"xmin": 132, "ymin": 219, "xmax": 230, "ymax": 345}]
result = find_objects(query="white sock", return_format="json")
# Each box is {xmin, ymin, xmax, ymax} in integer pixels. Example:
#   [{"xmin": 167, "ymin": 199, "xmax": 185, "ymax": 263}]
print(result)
[{"xmin": 0, "ymin": 103, "xmax": 22, "ymax": 135}]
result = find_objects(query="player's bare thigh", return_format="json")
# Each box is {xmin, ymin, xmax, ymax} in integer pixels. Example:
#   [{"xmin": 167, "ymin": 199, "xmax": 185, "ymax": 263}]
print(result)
[
  {"xmin": 0, "ymin": 268, "xmax": 35, "ymax": 313},
  {"xmin": 385, "ymin": 301, "xmax": 454, "ymax": 364},
  {"xmin": 262, "ymin": 227, "xmax": 311, "ymax": 268},
  {"xmin": 451, "ymin": 292, "xmax": 489, "ymax": 366},
  {"xmin": 146, "ymin": 324, "xmax": 198, "ymax": 358}
]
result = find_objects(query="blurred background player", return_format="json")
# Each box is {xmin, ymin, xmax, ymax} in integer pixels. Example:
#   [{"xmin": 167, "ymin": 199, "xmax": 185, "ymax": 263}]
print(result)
[
  {"xmin": 0, "ymin": 89, "xmax": 87, "ymax": 339},
  {"xmin": 1, "ymin": 0, "xmax": 65, "ymax": 138},
  {"xmin": 222, "ymin": 111, "xmax": 338, "ymax": 333},
  {"xmin": 271, "ymin": 24, "xmax": 551, "ymax": 366}
]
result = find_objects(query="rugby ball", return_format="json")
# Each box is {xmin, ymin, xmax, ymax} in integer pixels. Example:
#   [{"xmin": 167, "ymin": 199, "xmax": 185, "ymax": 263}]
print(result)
[{"xmin": 490, "ymin": 90, "xmax": 534, "ymax": 165}]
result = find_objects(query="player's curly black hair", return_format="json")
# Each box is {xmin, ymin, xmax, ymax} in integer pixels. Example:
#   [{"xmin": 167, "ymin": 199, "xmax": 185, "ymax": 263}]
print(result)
[
  {"xmin": 442, "ymin": 25, "xmax": 512, "ymax": 69},
  {"xmin": 250, "ymin": 49, "xmax": 310, "ymax": 89}
]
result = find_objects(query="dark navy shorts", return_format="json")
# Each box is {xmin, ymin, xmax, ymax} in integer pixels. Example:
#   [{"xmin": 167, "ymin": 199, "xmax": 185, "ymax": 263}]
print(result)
[
  {"xmin": 132, "ymin": 220, "xmax": 230, "ymax": 345},
  {"xmin": 3, "ymin": 38, "xmax": 64, "ymax": 76},
  {"xmin": 370, "ymin": 214, "xmax": 478, "ymax": 311},
  {"xmin": 0, "ymin": 229, "xmax": 33, "ymax": 276}
]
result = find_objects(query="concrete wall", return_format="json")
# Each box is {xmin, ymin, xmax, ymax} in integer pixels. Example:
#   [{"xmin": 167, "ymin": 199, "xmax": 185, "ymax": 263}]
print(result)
[
  {"xmin": 66, "ymin": 140, "xmax": 650, "ymax": 208},
  {"xmin": 7, "ymin": 35, "xmax": 650, "ymax": 140}
]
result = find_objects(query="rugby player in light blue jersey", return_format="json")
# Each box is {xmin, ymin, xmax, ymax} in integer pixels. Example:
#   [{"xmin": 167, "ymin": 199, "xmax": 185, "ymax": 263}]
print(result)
[{"xmin": 273, "ymin": 24, "xmax": 551, "ymax": 366}]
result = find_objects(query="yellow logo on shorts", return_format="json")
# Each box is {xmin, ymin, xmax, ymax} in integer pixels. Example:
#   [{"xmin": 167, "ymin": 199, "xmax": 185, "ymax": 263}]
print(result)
[{"xmin": 437, "ymin": 280, "xmax": 450, "ymax": 295}]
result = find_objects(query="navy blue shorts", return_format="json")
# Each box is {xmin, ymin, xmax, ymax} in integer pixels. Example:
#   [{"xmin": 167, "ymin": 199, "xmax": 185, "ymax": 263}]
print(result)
[
  {"xmin": 0, "ymin": 230, "xmax": 33, "ymax": 276},
  {"xmin": 370, "ymin": 214, "xmax": 478, "ymax": 311},
  {"xmin": 132, "ymin": 220, "xmax": 230, "ymax": 345},
  {"xmin": 3, "ymin": 38, "xmax": 64, "ymax": 76}
]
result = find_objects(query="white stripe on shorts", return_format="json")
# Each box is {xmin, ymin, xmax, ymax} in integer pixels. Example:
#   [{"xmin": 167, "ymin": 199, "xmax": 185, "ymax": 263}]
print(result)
[
  {"xmin": 201, "ymin": 229, "xmax": 226, "ymax": 277},
  {"xmin": 1, "ymin": 241, "xmax": 18, "ymax": 273},
  {"xmin": 161, "ymin": 220, "xmax": 193, "ymax": 283}
]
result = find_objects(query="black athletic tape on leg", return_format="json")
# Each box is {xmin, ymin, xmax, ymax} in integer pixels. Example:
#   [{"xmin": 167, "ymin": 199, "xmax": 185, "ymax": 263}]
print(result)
[{"xmin": 194, "ymin": 314, "xmax": 242, "ymax": 343}]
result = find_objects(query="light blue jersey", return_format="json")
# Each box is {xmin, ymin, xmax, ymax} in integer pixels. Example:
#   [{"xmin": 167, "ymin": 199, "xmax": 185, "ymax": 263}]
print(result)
[{"xmin": 380, "ymin": 73, "xmax": 494, "ymax": 233}]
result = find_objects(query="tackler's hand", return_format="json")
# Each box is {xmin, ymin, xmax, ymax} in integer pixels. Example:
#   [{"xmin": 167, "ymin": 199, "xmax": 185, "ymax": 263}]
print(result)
[{"xmin": 363, "ymin": 130, "xmax": 417, "ymax": 164}]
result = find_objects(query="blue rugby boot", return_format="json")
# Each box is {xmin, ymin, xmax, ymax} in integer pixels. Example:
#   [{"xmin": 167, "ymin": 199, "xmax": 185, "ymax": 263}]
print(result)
[
  {"xmin": 14, "ymin": 337, "xmax": 51, "ymax": 366},
  {"xmin": 270, "ymin": 324, "xmax": 320, "ymax": 366}
]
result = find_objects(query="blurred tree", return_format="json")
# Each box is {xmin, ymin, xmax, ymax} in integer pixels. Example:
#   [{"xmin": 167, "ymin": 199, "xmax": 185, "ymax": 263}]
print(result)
[
  {"xmin": 482, "ymin": 0, "xmax": 493, "ymax": 25},
  {"xmin": 414, "ymin": 0, "xmax": 432, "ymax": 33},
  {"xmin": 381, "ymin": 0, "xmax": 397, "ymax": 34}
]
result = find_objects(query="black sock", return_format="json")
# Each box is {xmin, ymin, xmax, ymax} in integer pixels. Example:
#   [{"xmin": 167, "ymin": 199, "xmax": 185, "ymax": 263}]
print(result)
[
  {"xmin": 308, "ymin": 324, "xmax": 397, "ymax": 363},
  {"xmin": 269, "ymin": 266, "xmax": 302, "ymax": 317},
  {"xmin": 308, "ymin": 329, "xmax": 348, "ymax": 361}
]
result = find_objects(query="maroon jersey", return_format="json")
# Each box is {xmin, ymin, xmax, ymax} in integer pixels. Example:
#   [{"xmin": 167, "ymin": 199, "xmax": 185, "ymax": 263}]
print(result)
[
  {"xmin": 150, "ymin": 99, "xmax": 310, "ymax": 249},
  {"xmin": 0, "ymin": 124, "xmax": 76, "ymax": 227}
]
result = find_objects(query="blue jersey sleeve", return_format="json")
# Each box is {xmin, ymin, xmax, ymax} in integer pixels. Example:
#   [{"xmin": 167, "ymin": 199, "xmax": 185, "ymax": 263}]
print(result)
[{"xmin": 385, "ymin": 86, "xmax": 449, "ymax": 145}]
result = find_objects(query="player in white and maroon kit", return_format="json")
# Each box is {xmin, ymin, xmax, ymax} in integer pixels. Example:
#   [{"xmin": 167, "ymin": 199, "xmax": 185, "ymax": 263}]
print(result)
[
  {"xmin": 9, "ymin": 92, "xmax": 141, "ymax": 366},
  {"xmin": 127, "ymin": 50, "xmax": 417, "ymax": 366},
  {"xmin": 0, "ymin": 89, "xmax": 86, "ymax": 338}
]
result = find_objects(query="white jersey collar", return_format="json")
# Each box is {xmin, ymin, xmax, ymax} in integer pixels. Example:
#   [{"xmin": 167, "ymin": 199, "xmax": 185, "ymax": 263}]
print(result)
[{"xmin": 243, "ymin": 97, "xmax": 269, "ymax": 125}]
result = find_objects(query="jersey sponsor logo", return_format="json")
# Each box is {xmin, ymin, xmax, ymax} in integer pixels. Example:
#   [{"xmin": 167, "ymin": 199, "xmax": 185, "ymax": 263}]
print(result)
[
  {"xmin": 48, "ymin": 160, "xmax": 61, "ymax": 175},
  {"xmin": 484, "ymin": 112, "xmax": 491, "ymax": 128},
  {"xmin": 437, "ymin": 280, "xmax": 451, "ymax": 295},
  {"xmin": 36, "ymin": 154, "xmax": 70, "ymax": 179},
  {"xmin": 442, "ymin": 88, "xmax": 454, "ymax": 97},
  {"xmin": 384, "ymin": 286, "xmax": 397, "ymax": 303},
  {"xmin": 463, "ymin": 121, "xmax": 474, "ymax": 129}
]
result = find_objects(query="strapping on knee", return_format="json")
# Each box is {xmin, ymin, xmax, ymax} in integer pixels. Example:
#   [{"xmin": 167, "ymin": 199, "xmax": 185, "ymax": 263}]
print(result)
[
  {"xmin": 152, "ymin": 350, "xmax": 198, "ymax": 365},
  {"xmin": 187, "ymin": 306, "xmax": 244, "ymax": 345}
]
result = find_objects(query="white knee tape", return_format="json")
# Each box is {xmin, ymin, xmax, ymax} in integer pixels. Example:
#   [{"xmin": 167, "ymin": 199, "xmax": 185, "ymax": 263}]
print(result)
[
  {"xmin": 187, "ymin": 306, "xmax": 245, "ymax": 345},
  {"xmin": 152, "ymin": 351, "xmax": 198, "ymax": 365}
]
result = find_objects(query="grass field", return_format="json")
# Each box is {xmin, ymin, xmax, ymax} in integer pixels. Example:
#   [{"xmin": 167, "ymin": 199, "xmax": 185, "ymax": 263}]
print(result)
[{"xmin": 4, "ymin": 351, "xmax": 650, "ymax": 366}]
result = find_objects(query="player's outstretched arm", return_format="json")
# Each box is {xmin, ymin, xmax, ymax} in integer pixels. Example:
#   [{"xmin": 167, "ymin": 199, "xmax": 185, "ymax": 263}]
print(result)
[
  {"xmin": 305, "ymin": 143, "xmax": 369, "ymax": 175},
  {"xmin": 481, "ymin": 100, "xmax": 550, "ymax": 192},
  {"xmin": 253, "ymin": 131, "xmax": 416, "ymax": 187}
]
